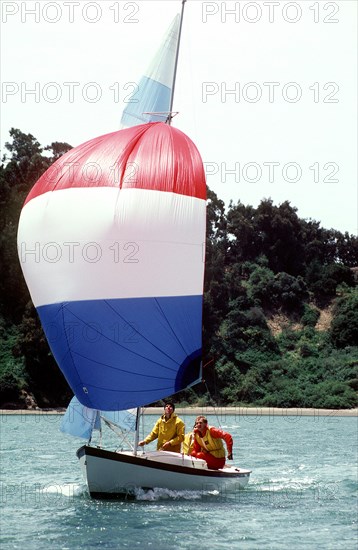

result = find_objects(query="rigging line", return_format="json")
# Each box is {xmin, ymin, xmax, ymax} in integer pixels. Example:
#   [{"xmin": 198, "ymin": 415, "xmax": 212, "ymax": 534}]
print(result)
[
  {"xmin": 62, "ymin": 302, "xmax": 179, "ymax": 373},
  {"xmin": 203, "ymin": 379, "xmax": 223, "ymax": 430},
  {"xmin": 203, "ymin": 358, "xmax": 214, "ymax": 370},
  {"xmin": 100, "ymin": 422, "xmax": 134, "ymax": 452},
  {"xmin": 103, "ymin": 299, "xmax": 183, "ymax": 367}
]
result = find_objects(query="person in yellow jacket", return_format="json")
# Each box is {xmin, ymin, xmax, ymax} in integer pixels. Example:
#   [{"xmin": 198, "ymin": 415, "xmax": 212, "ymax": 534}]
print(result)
[
  {"xmin": 182, "ymin": 430, "xmax": 195, "ymax": 455},
  {"xmin": 138, "ymin": 402, "xmax": 185, "ymax": 453}
]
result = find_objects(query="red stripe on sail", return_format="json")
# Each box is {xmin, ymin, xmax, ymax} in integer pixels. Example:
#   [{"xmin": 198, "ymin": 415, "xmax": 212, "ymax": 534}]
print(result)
[{"xmin": 24, "ymin": 123, "xmax": 206, "ymax": 205}]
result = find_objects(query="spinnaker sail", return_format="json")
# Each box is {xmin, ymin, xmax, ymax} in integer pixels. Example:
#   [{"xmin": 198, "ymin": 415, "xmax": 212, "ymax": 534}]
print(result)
[{"xmin": 17, "ymin": 122, "xmax": 206, "ymax": 412}]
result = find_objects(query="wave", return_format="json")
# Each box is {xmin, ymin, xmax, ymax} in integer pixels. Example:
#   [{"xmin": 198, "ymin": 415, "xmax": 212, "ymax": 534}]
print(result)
[{"xmin": 40, "ymin": 482, "xmax": 87, "ymax": 498}]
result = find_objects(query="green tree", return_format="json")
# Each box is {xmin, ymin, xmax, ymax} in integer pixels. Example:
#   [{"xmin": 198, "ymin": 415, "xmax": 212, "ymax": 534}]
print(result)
[
  {"xmin": 254, "ymin": 199, "xmax": 305, "ymax": 275},
  {"xmin": 306, "ymin": 261, "xmax": 354, "ymax": 302},
  {"xmin": 0, "ymin": 128, "xmax": 73, "ymax": 406},
  {"xmin": 226, "ymin": 201, "xmax": 258, "ymax": 263},
  {"xmin": 44, "ymin": 141, "xmax": 72, "ymax": 161},
  {"xmin": 203, "ymin": 188, "xmax": 229, "ymax": 355},
  {"xmin": 271, "ymin": 272, "xmax": 308, "ymax": 312},
  {"xmin": 330, "ymin": 288, "xmax": 358, "ymax": 348},
  {"xmin": 246, "ymin": 265, "xmax": 275, "ymax": 308}
]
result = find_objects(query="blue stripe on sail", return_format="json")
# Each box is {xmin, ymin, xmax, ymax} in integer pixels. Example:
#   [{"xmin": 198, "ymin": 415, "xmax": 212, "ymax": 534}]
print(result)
[
  {"xmin": 37, "ymin": 295, "xmax": 202, "ymax": 411},
  {"xmin": 120, "ymin": 76, "xmax": 171, "ymax": 127}
]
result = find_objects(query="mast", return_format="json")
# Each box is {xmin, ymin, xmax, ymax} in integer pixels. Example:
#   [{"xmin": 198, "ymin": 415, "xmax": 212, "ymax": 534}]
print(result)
[
  {"xmin": 133, "ymin": 407, "xmax": 142, "ymax": 456},
  {"xmin": 167, "ymin": 0, "xmax": 187, "ymax": 125}
]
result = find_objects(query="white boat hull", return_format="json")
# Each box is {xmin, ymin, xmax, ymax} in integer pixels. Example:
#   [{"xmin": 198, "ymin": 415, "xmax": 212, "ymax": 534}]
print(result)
[{"xmin": 77, "ymin": 445, "xmax": 251, "ymax": 498}]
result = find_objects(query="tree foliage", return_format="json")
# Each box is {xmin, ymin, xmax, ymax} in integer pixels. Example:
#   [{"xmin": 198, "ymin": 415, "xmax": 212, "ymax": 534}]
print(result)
[
  {"xmin": 0, "ymin": 129, "xmax": 72, "ymax": 406},
  {"xmin": 330, "ymin": 287, "xmax": 358, "ymax": 348}
]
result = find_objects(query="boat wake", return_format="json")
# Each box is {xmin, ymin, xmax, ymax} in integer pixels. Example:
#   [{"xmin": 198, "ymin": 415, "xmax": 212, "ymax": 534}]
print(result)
[
  {"xmin": 133, "ymin": 487, "xmax": 221, "ymax": 501},
  {"xmin": 39, "ymin": 483, "xmax": 221, "ymax": 502}
]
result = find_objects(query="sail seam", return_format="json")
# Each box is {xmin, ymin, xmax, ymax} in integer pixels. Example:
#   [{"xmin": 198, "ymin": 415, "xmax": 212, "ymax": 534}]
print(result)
[
  {"xmin": 154, "ymin": 298, "xmax": 188, "ymax": 356},
  {"xmin": 71, "ymin": 349, "xmax": 177, "ymax": 378}
]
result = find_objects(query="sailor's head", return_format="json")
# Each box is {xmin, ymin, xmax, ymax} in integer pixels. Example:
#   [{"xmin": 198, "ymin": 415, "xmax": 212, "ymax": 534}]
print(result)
[
  {"xmin": 195, "ymin": 416, "xmax": 207, "ymax": 428},
  {"xmin": 164, "ymin": 402, "xmax": 175, "ymax": 415}
]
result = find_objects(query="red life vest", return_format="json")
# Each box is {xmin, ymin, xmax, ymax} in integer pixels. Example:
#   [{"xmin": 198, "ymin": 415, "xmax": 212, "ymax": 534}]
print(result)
[{"xmin": 194, "ymin": 426, "xmax": 225, "ymax": 458}]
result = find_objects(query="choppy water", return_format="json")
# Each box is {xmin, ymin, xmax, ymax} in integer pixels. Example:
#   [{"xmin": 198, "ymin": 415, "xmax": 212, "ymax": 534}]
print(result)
[{"xmin": 0, "ymin": 411, "xmax": 357, "ymax": 549}]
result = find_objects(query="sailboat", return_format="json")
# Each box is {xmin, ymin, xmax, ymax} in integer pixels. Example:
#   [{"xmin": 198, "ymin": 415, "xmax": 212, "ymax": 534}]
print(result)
[{"xmin": 17, "ymin": 1, "xmax": 251, "ymax": 497}]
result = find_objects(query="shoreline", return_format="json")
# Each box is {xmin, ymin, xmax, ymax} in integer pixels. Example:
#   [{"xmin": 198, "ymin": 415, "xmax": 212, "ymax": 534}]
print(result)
[{"xmin": 1, "ymin": 407, "xmax": 357, "ymax": 417}]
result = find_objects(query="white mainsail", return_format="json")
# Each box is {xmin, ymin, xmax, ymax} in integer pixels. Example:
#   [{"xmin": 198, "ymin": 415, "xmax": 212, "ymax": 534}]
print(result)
[{"xmin": 120, "ymin": 14, "xmax": 180, "ymax": 128}]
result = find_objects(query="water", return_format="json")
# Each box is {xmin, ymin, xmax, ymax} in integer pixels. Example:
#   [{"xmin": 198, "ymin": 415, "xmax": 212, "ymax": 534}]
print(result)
[{"xmin": 1, "ymin": 412, "xmax": 357, "ymax": 549}]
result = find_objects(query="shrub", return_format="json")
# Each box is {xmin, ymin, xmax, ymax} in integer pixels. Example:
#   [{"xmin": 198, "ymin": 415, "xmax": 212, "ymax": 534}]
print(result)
[
  {"xmin": 302, "ymin": 381, "xmax": 358, "ymax": 409},
  {"xmin": 301, "ymin": 304, "xmax": 320, "ymax": 327},
  {"xmin": 247, "ymin": 266, "xmax": 275, "ymax": 307},
  {"xmin": 0, "ymin": 319, "xmax": 28, "ymax": 405},
  {"xmin": 271, "ymin": 272, "xmax": 308, "ymax": 311}
]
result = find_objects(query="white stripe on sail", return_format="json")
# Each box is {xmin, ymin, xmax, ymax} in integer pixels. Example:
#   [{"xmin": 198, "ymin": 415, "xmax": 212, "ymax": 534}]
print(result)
[{"xmin": 18, "ymin": 188, "xmax": 206, "ymax": 306}]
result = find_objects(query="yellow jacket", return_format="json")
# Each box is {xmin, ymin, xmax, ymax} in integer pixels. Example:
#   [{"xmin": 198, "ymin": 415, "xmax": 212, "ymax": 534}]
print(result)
[
  {"xmin": 144, "ymin": 413, "xmax": 185, "ymax": 452},
  {"xmin": 183, "ymin": 431, "xmax": 195, "ymax": 455}
]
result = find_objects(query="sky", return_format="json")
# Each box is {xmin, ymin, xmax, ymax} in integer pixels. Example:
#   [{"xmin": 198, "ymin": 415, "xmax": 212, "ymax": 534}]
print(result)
[{"xmin": 1, "ymin": 0, "xmax": 357, "ymax": 235}]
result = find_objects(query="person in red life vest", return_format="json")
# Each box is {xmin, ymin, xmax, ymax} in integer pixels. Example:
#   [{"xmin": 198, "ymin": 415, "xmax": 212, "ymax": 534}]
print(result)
[{"xmin": 190, "ymin": 415, "xmax": 233, "ymax": 470}]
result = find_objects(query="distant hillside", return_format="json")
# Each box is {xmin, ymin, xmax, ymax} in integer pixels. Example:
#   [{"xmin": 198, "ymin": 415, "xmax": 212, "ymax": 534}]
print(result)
[{"xmin": 267, "ymin": 303, "xmax": 334, "ymax": 336}]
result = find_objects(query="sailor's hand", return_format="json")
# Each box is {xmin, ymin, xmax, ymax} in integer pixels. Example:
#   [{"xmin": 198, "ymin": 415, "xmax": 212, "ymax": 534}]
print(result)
[
  {"xmin": 138, "ymin": 440, "xmax": 145, "ymax": 446},
  {"xmin": 161, "ymin": 442, "xmax": 171, "ymax": 450},
  {"xmin": 227, "ymin": 453, "xmax": 233, "ymax": 460}
]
